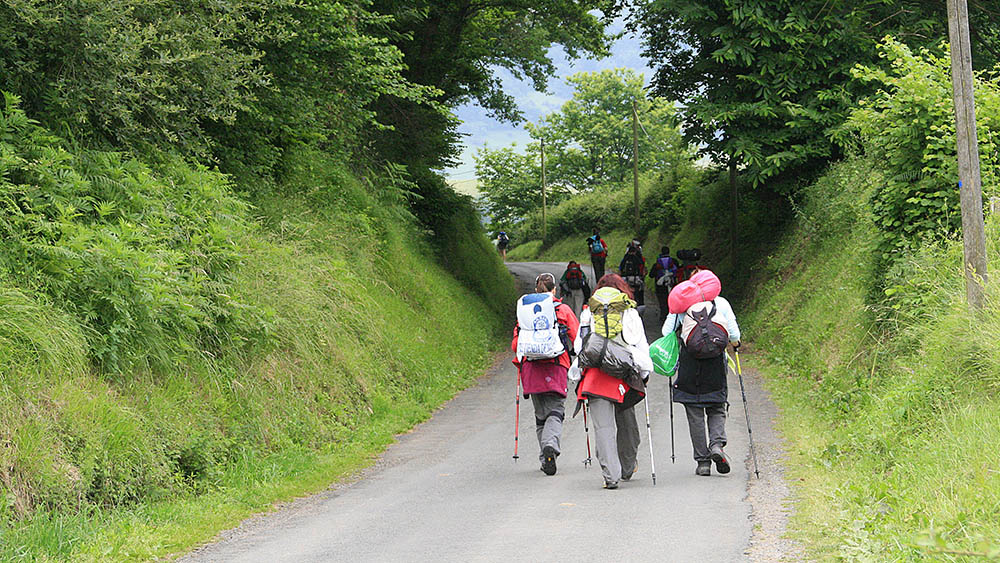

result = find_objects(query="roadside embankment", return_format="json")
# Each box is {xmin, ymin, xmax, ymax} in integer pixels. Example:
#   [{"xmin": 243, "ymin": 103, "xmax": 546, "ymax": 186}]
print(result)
[{"xmin": 0, "ymin": 102, "xmax": 515, "ymax": 560}]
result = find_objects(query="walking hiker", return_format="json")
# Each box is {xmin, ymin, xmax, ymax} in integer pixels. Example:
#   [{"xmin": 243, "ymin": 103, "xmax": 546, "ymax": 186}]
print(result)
[
  {"xmin": 497, "ymin": 231, "xmax": 510, "ymax": 261},
  {"xmin": 586, "ymin": 228, "xmax": 608, "ymax": 281},
  {"xmin": 559, "ymin": 261, "xmax": 591, "ymax": 318},
  {"xmin": 649, "ymin": 246, "xmax": 679, "ymax": 324},
  {"xmin": 662, "ymin": 269, "xmax": 741, "ymax": 476},
  {"xmin": 512, "ymin": 273, "xmax": 580, "ymax": 476},
  {"xmin": 569, "ymin": 274, "xmax": 653, "ymax": 489},
  {"xmin": 618, "ymin": 240, "xmax": 647, "ymax": 306}
]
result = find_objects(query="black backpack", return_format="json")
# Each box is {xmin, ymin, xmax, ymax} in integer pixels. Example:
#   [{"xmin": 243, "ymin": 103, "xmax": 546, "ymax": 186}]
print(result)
[
  {"xmin": 684, "ymin": 301, "xmax": 728, "ymax": 359},
  {"xmin": 621, "ymin": 253, "xmax": 642, "ymax": 277}
]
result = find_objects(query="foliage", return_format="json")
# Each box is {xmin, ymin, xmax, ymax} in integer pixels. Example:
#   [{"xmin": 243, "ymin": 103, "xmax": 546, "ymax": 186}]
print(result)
[
  {"xmin": 366, "ymin": 0, "xmax": 617, "ymax": 176},
  {"xmin": 845, "ymin": 38, "xmax": 1000, "ymax": 292},
  {"xmin": 0, "ymin": 93, "xmax": 263, "ymax": 372},
  {"xmin": 631, "ymin": 0, "xmax": 966, "ymax": 188},
  {"xmin": 476, "ymin": 69, "xmax": 692, "ymax": 231},
  {"xmin": 529, "ymin": 69, "xmax": 689, "ymax": 191},
  {"xmin": 744, "ymin": 150, "xmax": 1000, "ymax": 560}
]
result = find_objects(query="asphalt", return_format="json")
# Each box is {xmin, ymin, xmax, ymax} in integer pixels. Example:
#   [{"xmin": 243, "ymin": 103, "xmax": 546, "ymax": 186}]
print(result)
[{"xmin": 182, "ymin": 262, "xmax": 754, "ymax": 562}]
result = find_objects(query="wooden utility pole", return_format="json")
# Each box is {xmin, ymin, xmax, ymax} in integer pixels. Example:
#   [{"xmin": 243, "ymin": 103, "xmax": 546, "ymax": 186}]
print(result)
[
  {"xmin": 632, "ymin": 100, "xmax": 640, "ymax": 236},
  {"xmin": 730, "ymin": 158, "xmax": 738, "ymax": 266},
  {"xmin": 947, "ymin": 0, "xmax": 988, "ymax": 309},
  {"xmin": 541, "ymin": 139, "xmax": 547, "ymax": 243}
]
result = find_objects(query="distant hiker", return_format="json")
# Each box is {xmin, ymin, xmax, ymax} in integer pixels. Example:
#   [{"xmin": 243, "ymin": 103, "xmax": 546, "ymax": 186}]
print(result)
[
  {"xmin": 570, "ymin": 274, "xmax": 653, "ymax": 489},
  {"xmin": 649, "ymin": 246, "xmax": 679, "ymax": 324},
  {"xmin": 586, "ymin": 228, "xmax": 608, "ymax": 280},
  {"xmin": 512, "ymin": 272, "xmax": 580, "ymax": 476},
  {"xmin": 662, "ymin": 270, "xmax": 741, "ymax": 477},
  {"xmin": 559, "ymin": 261, "xmax": 591, "ymax": 318},
  {"xmin": 674, "ymin": 248, "xmax": 705, "ymax": 283},
  {"xmin": 497, "ymin": 231, "xmax": 510, "ymax": 261},
  {"xmin": 618, "ymin": 240, "xmax": 647, "ymax": 306}
]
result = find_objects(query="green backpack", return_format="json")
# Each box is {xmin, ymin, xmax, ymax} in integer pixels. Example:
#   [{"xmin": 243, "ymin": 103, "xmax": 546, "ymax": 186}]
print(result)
[{"xmin": 588, "ymin": 287, "xmax": 635, "ymax": 340}]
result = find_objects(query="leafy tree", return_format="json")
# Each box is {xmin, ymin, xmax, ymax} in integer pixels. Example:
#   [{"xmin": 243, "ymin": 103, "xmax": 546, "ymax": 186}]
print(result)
[
  {"xmin": 366, "ymin": 0, "xmax": 618, "ymax": 173},
  {"xmin": 474, "ymin": 144, "xmax": 574, "ymax": 229},
  {"xmin": 629, "ymin": 0, "xmax": 1000, "ymax": 188},
  {"xmin": 529, "ymin": 69, "xmax": 688, "ymax": 191}
]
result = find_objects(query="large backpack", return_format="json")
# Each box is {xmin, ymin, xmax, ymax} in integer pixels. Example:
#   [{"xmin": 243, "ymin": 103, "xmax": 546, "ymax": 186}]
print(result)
[
  {"xmin": 621, "ymin": 253, "xmax": 643, "ymax": 277},
  {"xmin": 565, "ymin": 265, "xmax": 585, "ymax": 290},
  {"xmin": 588, "ymin": 236, "xmax": 604, "ymax": 255},
  {"xmin": 588, "ymin": 287, "xmax": 634, "ymax": 340},
  {"xmin": 680, "ymin": 300, "xmax": 729, "ymax": 359},
  {"xmin": 515, "ymin": 293, "xmax": 565, "ymax": 361}
]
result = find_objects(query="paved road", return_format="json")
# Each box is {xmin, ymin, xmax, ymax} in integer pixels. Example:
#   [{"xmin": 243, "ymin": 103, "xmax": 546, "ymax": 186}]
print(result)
[{"xmin": 183, "ymin": 262, "xmax": 753, "ymax": 562}]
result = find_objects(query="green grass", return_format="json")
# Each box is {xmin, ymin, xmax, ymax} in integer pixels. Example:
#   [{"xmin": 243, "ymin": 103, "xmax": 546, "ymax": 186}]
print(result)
[
  {"xmin": 0, "ymin": 123, "xmax": 516, "ymax": 559},
  {"xmin": 744, "ymin": 156, "xmax": 1000, "ymax": 560}
]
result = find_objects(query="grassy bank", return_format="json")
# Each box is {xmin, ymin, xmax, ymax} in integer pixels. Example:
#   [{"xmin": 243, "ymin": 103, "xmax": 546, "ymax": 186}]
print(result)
[
  {"xmin": 0, "ymin": 103, "xmax": 516, "ymax": 560},
  {"xmin": 745, "ymin": 156, "xmax": 1000, "ymax": 560}
]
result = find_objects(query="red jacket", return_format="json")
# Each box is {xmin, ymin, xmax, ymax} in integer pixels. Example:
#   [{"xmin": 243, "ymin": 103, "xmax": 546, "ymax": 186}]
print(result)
[
  {"xmin": 577, "ymin": 367, "xmax": 632, "ymax": 403},
  {"xmin": 510, "ymin": 298, "xmax": 580, "ymax": 370},
  {"xmin": 588, "ymin": 236, "xmax": 608, "ymax": 258}
]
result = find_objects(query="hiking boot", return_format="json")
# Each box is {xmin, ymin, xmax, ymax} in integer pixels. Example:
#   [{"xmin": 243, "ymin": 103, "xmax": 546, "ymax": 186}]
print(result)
[
  {"xmin": 603, "ymin": 480, "xmax": 619, "ymax": 490},
  {"xmin": 710, "ymin": 446, "xmax": 731, "ymax": 474},
  {"xmin": 695, "ymin": 461, "xmax": 711, "ymax": 476},
  {"xmin": 621, "ymin": 461, "xmax": 637, "ymax": 481},
  {"xmin": 540, "ymin": 446, "xmax": 557, "ymax": 476}
]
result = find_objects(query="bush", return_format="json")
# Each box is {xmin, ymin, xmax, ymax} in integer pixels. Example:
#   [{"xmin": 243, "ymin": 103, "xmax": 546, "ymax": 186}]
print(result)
[{"xmin": 0, "ymin": 93, "xmax": 265, "ymax": 372}]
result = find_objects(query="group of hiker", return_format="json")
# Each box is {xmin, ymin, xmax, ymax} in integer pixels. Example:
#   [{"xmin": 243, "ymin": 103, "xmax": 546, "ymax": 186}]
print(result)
[{"xmin": 511, "ymin": 238, "xmax": 742, "ymax": 489}]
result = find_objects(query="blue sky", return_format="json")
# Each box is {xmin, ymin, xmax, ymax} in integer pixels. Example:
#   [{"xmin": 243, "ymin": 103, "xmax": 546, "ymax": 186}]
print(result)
[{"xmin": 443, "ymin": 22, "xmax": 655, "ymax": 181}]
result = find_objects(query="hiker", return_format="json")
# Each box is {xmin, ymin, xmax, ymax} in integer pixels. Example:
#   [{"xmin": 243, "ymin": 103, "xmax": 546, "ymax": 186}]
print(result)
[
  {"xmin": 559, "ymin": 261, "xmax": 591, "ymax": 318},
  {"xmin": 649, "ymin": 246, "xmax": 679, "ymax": 324},
  {"xmin": 511, "ymin": 272, "xmax": 580, "ymax": 476},
  {"xmin": 618, "ymin": 240, "xmax": 647, "ymax": 306},
  {"xmin": 674, "ymin": 248, "xmax": 705, "ymax": 283},
  {"xmin": 586, "ymin": 228, "xmax": 608, "ymax": 280},
  {"xmin": 662, "ymin": 269, "xmax": 741, "ymax": 477},
  {"xmin": 497, "ymin": 231, "xmax": 510, "ymax": 261},
  {"xmin": 569, "ymin": 274, "xmax": 653, "ymax": 489}
]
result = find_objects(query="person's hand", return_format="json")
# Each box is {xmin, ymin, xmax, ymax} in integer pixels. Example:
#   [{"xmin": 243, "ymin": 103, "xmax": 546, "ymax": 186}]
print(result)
[
  {"xmin": 732, "ymin": 340, "xmax": 741, "ymax": 351},
  {"xmin": 568, "ymin": 361, "xmax": 582, "ymax": 383}
]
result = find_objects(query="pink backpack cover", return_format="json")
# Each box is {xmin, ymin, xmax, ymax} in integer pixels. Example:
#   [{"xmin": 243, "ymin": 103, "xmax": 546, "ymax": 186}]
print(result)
[{"xmin": 668, "ymin": 270, "xmax": 721, "ymax": 314}]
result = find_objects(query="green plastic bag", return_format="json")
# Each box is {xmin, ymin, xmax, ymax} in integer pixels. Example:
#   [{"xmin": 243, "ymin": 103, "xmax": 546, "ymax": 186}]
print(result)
[{"xmin": 650, "ymin": 334, "xmax": 680, "ymax": 376}]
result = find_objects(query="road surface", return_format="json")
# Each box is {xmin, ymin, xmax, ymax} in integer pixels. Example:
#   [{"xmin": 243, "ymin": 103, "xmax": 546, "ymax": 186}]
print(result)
[{"xmin": 183, "ymin": 262, "xmax": 755, "ymax": 562}]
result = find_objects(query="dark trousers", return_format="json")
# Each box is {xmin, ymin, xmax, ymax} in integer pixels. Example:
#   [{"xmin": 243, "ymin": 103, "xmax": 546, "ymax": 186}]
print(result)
[
  {"xmin": 591, "ymin": 256, "xmax": 606, "ymax": 281},
  {"xmin": 655, "ymin": 285, "xmax": 670, "ymax": 324}
]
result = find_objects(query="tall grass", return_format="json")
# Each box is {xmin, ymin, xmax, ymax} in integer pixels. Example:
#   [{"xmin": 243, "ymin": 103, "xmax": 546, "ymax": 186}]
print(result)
[
  {"xmin": 745, "ymin": 154, "xmax": 1000, "ymax": 560},
  {"xmin": 0, "ymin": 108, "xmax": 516, "ymax": 559}
]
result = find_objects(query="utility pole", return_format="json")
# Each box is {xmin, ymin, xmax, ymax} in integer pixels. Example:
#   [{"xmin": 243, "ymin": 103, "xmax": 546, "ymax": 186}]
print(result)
[
  {"xmin": 541, "ymin": 139, "xmax": 547, "ymax": 243},
  {"xmin": 947, "ymin": 0, "xmax": 988, "ymax": 309},
  {"xmin": 730, "ymin": 157, "xmax": 738, "ymax": 266},
  {"xmin": 632, "ymin": 100, "xmax": 640, "ymax": 236}
]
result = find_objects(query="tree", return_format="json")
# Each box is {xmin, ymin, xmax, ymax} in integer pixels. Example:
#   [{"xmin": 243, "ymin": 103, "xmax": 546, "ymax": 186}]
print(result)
[
  {"xmin": 528, "ymin": 69, "xmax": 688, "ymax": 192},
  {"xmin": 630, "ymin": 0, "xmax": 999, "ymax": 188},
  {"xmin": 474, "ymin": 145, "xmax": 542, "ymax": 229}
]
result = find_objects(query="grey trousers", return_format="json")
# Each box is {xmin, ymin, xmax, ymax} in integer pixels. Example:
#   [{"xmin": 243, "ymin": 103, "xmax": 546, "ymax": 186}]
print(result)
[
  {"xmin": 561, "ymin": 288, "xmax": 585, "ymax": 318},
  {"xmin": 684, "ymin": 404, "xmax": 727, "ymax": 462},
  {"xmin": 589, "ymin": 397, "xmax": 641, "ymax": 484},
  {"xmin": 531, "ymin": 392, "xmax": 566, "ymax": 461}
]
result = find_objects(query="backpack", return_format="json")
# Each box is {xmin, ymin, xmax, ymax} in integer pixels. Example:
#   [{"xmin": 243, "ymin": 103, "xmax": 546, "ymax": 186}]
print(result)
[
  {"xmin": 565, "ymin": 265, "xmax": 584, "ymax": 290},
  {"xmin": 621, "ymin": 253, "xmax": 643, "ymax": 277},
  {"xmin": 680, "ymin": 300, "xmax": 729, "ymax": 359},
  {"xmin": 515, "ymin": 293, "xmax": 565, "ymax": 361},
  {"xmin": 588, "ymin": 237, "xmax": 604, "ymax": 255},
  {"xmin": 498, "ymin": 232, "xmax": 509, "ymax": 245},
  {"xmin": 588, "ymin": 287, "xmax": 635, "ymax": 340}
]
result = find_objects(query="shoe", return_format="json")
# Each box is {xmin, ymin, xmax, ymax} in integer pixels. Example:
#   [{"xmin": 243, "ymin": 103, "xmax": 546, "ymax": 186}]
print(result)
[
  {"xmin": 621, "ymin": 461, "xmax": 637, "ymax": 481},
  {"xmin": 695, "ymin": 461, "xmax": 711, "ymax": 476},
  {"xmin": 541, "ymin": 446, "xmax": 557, "ymax": 476},
  {"xmin": 604, "ymin": 480, "xmax": 619, "ymax": 489},
  {"xmin": 710, "ymin": 446, "xmax": 731, "ymax": 474}
]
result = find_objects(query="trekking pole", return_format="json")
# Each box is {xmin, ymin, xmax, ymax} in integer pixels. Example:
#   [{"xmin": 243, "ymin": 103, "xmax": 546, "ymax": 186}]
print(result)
[
  {"xmin": 669, "ymin": 376, "xmax": 675, "ymax": 464},
  {"xmin": 582, "ymin": 400, "xmax": 593, "ymax": 467},
  {"xmin": 734, "ymin": 350, "xmax": 761, "ymax": 479},
  {"xmin": 513, "ymin": 370, "xmax": 521, "ymax": 462},
  {"xmin": 643, "ymin": 390, "xmax": 656, "ymax": 485}
]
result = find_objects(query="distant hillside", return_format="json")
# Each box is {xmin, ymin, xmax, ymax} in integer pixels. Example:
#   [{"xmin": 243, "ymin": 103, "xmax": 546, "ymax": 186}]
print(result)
[{"xmin": 447, "ymin": 178, "xmax": 481, "ymax": 198}]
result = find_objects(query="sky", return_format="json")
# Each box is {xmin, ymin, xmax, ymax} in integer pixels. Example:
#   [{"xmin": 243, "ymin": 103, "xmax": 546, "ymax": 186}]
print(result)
[{"xmin": 443, "ymin": 21, "xmax": 656, "ymax": 181}]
